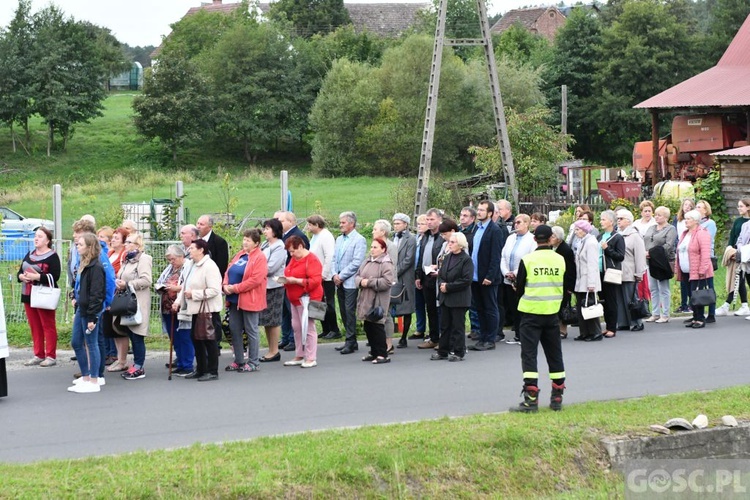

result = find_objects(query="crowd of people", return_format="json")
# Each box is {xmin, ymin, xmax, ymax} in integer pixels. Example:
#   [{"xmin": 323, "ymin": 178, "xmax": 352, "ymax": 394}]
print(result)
[{"xmin": 15, "ymin": 197, "xmax": 750, "ymax": 406}]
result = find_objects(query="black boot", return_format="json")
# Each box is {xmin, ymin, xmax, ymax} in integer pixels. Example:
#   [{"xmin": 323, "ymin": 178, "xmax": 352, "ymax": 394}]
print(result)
[
  {"xmin": 550, "ymin": 382, "xmax": 565, "ymax": 411},
  {"xmin": 509, "ymin": 385, "xmax": 539, "ymax": 413}
]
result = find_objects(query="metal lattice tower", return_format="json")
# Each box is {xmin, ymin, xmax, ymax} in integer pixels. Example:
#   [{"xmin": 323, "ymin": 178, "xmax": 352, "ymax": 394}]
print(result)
[{"xmin": 413, "ymin": 0, "xmax": 517, "ymax": 220}]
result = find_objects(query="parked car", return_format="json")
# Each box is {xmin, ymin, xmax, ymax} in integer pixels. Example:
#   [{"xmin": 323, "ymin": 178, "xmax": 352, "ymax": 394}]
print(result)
[{"xmin": 0, "ymin": 206, "xmax": 55, "ymax": 234}]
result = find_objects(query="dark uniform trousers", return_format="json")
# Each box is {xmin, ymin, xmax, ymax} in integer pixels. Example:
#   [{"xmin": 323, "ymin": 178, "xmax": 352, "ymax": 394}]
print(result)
[{"xmin": 519, "ymin": 311, "xmax": 565, "ymax": 385}]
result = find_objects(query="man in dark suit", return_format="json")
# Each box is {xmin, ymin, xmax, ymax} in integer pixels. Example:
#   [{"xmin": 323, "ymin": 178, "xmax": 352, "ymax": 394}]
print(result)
[
  {"xmin": 392, "ymin": 213, "xmax": 417, "ymax": 347},
  {"xmin": 197, "ymin": 214, "xmax": 229, "ymax": 350},
  {"xmin": 415, "ymin": 208, "xmax": 444, "ymax": 349},
  {"xmin": 468, "ymin": 200, "xmax": 504, "ymax": 351},
  {"xmin": 276, "ymin": 211, "xmax": 310, "ymax": 352}
]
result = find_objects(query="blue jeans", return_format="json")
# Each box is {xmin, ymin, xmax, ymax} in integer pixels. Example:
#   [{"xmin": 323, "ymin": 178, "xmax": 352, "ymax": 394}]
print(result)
[
  {"xmin": 415, "ymin": 284, "xmax": 426, "ymax": 334},
  {"xmin": 127, "ymin": 330, "xmax": 146, "ymax": 369},
  {"xmin": 162, "ymin": 313, "xmax": 195, "ymax": 371},
  {"xmin": 71, "ymin": 310, "xmax": 102, "ymax": 378}
]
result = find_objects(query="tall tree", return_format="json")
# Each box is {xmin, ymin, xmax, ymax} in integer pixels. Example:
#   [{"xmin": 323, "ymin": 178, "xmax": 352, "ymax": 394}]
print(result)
[
  {"xmin": 200, "ymin": 21, "xmax": 297, "ymax": 163},
  {"xmin": 493, "ymin": 24, "xmax": 553, "ymax": 69},
  {"xmin": 132, "ymin": 54, "xmax": 214, "ymax": 161},
  {"xmin": 543, "ymin": 7, "xmax": 602, "ymax": 161},
  {"xmin": 268, "ymin": 0, "xmax": 351, "ymax": 38},
  {"xmin": 0, "ymin": 0, "xmax": 34, "ymax": 152},
  {"xmin": 29, "ymin": 6, "xmax": 123, "ymax": 155},
  {"xmin": 707, "ymin": 0, "xmax": 750, "ymax": 63}
]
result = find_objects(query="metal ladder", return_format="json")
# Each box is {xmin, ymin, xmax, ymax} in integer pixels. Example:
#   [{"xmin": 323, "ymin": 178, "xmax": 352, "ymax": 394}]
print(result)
[{"xmin": 413, "ymin": 0, "xmax": 517, "ymax": 220}]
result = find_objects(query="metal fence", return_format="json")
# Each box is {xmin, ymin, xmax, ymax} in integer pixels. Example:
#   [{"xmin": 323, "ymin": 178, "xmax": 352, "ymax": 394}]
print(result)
[{"xmin": 1, "ymin": 237, "xmax": 184, "ymax": 325}]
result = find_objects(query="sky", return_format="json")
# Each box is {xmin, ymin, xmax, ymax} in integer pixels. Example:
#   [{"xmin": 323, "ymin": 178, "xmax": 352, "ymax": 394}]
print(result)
[{"xmin": 0, "ymin": 0, "xmax": 544, "ymax": 47}]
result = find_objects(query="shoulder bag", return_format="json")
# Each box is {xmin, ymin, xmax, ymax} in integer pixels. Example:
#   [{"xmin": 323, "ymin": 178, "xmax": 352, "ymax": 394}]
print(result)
[
  {"xmin": 602, "ymin": 236, "xmax": 623, "ymax": 284},
  {"xmin": 110, "ymin": 283, "xmax": 138, "ymax": 315},
  {"xmin": 301, "ymin": 259, "xmax": 327, "ymax": 320},
  {"xmin": 389, "ymin": 281, "xmax": 406, "ymax": 305},
  {"xmin": 30, "ymin": 274, "xmax": 61, "ymax": 310},
  {"xmin": 580, "ymin": 291, "xmax": 603, "ymax": 320},
  {"xmin": 628, "ymin": 285, "xmax": 650, "ymax": 320},
  {"xmin": 194, "ymin": 299, "xmax": 216, "ymax": 341}
]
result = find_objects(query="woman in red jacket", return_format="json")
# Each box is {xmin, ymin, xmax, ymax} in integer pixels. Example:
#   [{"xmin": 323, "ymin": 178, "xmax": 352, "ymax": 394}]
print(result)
[
  {"xmin": 676, "ymin": 210, "xmax": 715, "ymax": 329},
  {"xmin": 223, "ymin": 229, "xmax": 268, "ymax": 372},
  {"xmin": 282, "ymin": 235, "xmax": 324, "ymax": 369}
]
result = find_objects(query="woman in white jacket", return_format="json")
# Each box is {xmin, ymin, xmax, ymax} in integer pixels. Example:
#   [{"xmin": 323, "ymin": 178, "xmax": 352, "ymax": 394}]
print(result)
[
  {"xmin": 173, "ymin": 239, "xmax": 223, "ymax": 381},
  {"xmin": 573, "ymin": 220, "xmax": 603, "ymax": 342}
]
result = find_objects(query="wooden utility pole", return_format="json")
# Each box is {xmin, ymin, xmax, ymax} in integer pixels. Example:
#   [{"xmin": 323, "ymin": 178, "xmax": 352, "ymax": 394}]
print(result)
[{"xmin": 413, "ymin": 0, "xmax": 517, "ymax": 220}]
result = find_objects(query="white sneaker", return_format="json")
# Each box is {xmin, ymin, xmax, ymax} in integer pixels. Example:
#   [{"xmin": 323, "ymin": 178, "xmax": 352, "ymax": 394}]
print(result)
[
  {"xmin": 23, "ymin": 356, "xmax": 44, "ymax": 366},
  {"xmin": 734, "ymin": 304, "xmax": 750, "ymax": 316},
  {"xmin": 746, "ymin": 315, "xmax": 750, "ymax": 321},
  {"xmin": 301, "ymin": 360, "xmax": 317, "ymax": 368},
  {"xmin": 67, "ymin": 382, "xmax": 101, "ymax": 393},
  {"xmin": 72, "ymin": 377, "xmax": 106, "ymax": 386},
  {"xmin": 715, "ymin": 303, "xmax": 730, "ymax": 316}
]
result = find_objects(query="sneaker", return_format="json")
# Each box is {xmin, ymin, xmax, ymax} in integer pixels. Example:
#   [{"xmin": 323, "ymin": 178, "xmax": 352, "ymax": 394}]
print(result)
[
  {"xmin": 71, "ymin": 377, "xmax": 105, "ymax": 386},
  {"xmin": 734, "ymin": 304, "xmax": 750, "ymax": 316},
  {"xmin": 24, "ymin": 356, "xmax": 44, "ymax": 366},
  {"xmin": 39, "ymin": 357, "xmax": 57, "ymax": 367},
  {"xmin": 121, "ymin": 368, "xmax": 145, "ymax": 380},
  {"xmin": 239, "ymin": 363, "xmax": 260, "ymax": 372},
  {"xmin": 715, "ymin": 303, "xmax": 730, "ymax": 316},
  {"xmin": 746, "ymin": 315, "xmax": 750, "ymax": 321},
  {"xmin": 67, "ymin": 382, "xmax": 100, "ymax": 393},
  {"xmin": 172, "ymin": 368, "xmax": 191, "ymax": 377},
  {"xmin": 300, "ymin": 360, "xmax": 317, "ymax": 368},
  {"xmin": 225, "ymin": 362, "xmax": 241, "ymax": 372},
  {"xmin": 448, "ymin": 354, "xmax": 464, "ymax": 362},
  {"xmin": 506, "ymin": 337, "xmax": 521, "ymax": 345}
]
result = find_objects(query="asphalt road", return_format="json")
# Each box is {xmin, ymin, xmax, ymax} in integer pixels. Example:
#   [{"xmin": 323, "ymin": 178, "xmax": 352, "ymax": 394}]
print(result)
[{"xmin": 2, "ymin": 315, "xmax": 749, "ymax": 463}]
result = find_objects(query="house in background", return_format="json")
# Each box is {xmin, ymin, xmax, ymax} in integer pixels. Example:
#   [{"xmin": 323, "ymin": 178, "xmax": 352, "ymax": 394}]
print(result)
[
  {"xmin": 151, "ymin": 0, "xmax": 429, "ymax": 60},
  {"xmin": 490, "ymin": 6, "xmax": 567, "ymax": 42}
]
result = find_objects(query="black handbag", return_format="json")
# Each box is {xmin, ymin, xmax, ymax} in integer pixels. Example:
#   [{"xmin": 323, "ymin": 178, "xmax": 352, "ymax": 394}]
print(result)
[
  {"xmin": 389, "ymin": 282, "xmax": 405, "ymax": 305},
  {"xmin": 560, "ymin": 304, "xmax": 577, "ymax": 325},
  {"xmin": 628, "ymin": 285, "xmax": 650, "ymax": 320},
  {"xmin": 691, "ymin": 281, "xmax": 716, "ymax": 307},
  {"xmin": 365, "ymin": 292, "xmax": 384, "ymax": 322},
  {"xmin": 110, "ymin": 285, "xmax": 138, "ymax": 316}
]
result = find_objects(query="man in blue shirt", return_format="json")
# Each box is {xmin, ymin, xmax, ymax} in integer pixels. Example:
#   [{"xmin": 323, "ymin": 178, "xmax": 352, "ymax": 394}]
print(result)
[{"xmin": 332, "ymin": 211, "xmax": 366, "ymax": 354}]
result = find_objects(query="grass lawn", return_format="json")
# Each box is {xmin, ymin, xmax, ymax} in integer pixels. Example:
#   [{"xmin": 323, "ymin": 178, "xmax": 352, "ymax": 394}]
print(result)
[{"xmin": 1, "ymin": 386, "xmax": 748, "ymax": 497}]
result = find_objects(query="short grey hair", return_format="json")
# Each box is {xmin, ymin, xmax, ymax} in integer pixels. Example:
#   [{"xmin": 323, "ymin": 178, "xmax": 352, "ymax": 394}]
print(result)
[
  {"xmin": 497, "ymin": 199, "xmax": 512, "ymax": 212},
  {"xmin": 199, "ymin": 214, "xmax": 215, "ymax": 227},
  {"xmin": 339, "ymin": 211, "xmax": 357, "ymax": 226},
  {"xmin": 426, "ymin": 208, "xmax": 444, "ymax": 220},
  {"xmin": 684, "ymin": 209, "xmax": 702, "ymax": 222},
  {"xmin": 373, "ymin": 219, "xmax": 392, "ymax": 235},
  {"xmin": 165, "ymin": 244, "xmax": 184, "ymax": 258},
  {"xmin": 600, "ymin": 210, "xmax": 616, "ymax": 224},
  {"xmin": 452, "ymin": 232, "xmax": 468, "ymax": 250},
  {"xmin": 181, "ymin": 224, "xmax": 199, "ymax": 238},
  {"xmin": 551, "ymin": 226, "xmax": 565, "ymax": 241}
]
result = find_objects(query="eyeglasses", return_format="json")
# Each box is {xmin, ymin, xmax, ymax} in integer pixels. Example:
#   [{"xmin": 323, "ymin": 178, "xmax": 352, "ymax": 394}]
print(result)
[{"xmin": 514, "ymin": 221, "xmax": 523, "ymax": 225}]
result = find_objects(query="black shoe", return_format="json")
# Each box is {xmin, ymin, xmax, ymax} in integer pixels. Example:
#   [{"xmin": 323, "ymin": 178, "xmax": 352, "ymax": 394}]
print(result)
[
  {"xmin": 283, "ymin": 344, "xmax": 296, "ymax": 352},
  {"xmin": 407, "ymin": 333, "xmax": 425, "ymax": 340},
  {"xmin": 692, "ymin": 321, "xmax": 705, "ymax": 329},
  {"xmin": 683, "ymin": 318, "xmax": 694, "ymax": 324},
  {"xmin": 335, "ymin": 345, "xmax": 345, "ymax": 351},
  {"xmin": 448, "ymin": 354, "xmax": 464, "ymax": 362},
  {"xmin": 278, "ymin": 342, "xmax": 289, "ymax": 350},
  {"xmin": 323, "ymin": 332, "xmax": 342, "ymax": 340},
  {"xmin": 260, "ymin": 352, "xmax": 281, "ymax": 362},
  {"xmin": 185, "ymin": 371, "xmax": 203, "ymax": 379},
  {"xmin": 468, "ymin": 332, "xmax": 479, "ymax": 340},
  {"xmin": 584, "ymin": 334, "xmax": 603, "ymax": 342},
  {"xmin": 630, "ymin": 324, "xmax": 644, "ymax": 332},
  {"xmin": 318, "ymin": 332, "xmax": 328, "ymax": 339},
  {"xmin": 495, "ymin": 333, "xmax": 506, "ymax": 342},
  {"xmin": 430, "ymin": 353, "xmax": 448, "ymax": 360},
  {"xmin": 340, "ymin": 345, "xmax": 358, "ymax": 355},
  {"xmin": 172, "ymin": 368, "xmax": 191, "ymax": 377},
  {"xmin": 197, "ymin": 373, "xmax": 218, "ymax": 382},
  {"xmin": 468, "ymin": 341, "xmax": 495, "ymax": 351},
  {"xmin": 397, "ymin": 339, "xmax": 408, "ymax": 348},
  {"xmin": 705, "ymin": 316, "xmax": 716, "ymax": 323},
  {"xmin": 573, "ymin": 335, "xmax": 587, "ymax": 341},
  {"xmin": 684, "ymin": 321, "xmax": 696, "ymax": 328}
]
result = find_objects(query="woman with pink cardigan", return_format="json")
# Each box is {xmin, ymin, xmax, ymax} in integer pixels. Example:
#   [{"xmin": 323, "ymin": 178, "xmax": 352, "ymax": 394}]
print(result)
[{"xmin": 676, "ymin": 210, "xmax": 715, "ymax": 329}]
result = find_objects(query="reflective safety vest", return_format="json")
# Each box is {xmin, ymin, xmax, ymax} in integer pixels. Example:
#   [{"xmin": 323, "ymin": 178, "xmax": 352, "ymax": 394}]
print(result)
[{"xmin": 518, "ymin": 249, "xmax": 565, "ymax": 315}]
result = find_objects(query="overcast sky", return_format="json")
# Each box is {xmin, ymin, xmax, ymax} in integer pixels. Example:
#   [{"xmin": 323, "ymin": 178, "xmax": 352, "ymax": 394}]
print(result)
[{"xmin": 0, "ymin": 0, "xmax": 544, "ymax": 47}]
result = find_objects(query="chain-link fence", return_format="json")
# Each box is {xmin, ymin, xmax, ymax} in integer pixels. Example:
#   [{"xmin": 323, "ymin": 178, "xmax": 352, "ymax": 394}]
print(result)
[{"xmin": 1, "ymin": 237, "xmax": 188, "ymax": 326}]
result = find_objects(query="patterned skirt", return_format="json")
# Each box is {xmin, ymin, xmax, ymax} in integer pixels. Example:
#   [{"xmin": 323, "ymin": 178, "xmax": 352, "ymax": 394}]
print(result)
[{"xmin": 259, "ymin": 287, "xmax": 284, "ymax": 327}]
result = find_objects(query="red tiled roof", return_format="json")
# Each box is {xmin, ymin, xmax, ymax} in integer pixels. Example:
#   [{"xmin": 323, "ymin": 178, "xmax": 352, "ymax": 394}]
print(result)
[
  {"xmin": 711, "ymin": 145, "xmax": 750, "ymax": 158},
  {"xmin": 634, "ymin": 13, "xmax": 750, "ymax": 109},
  {"xmin": 491, "ymin": 7, "xmax": 549, "ymax": 33}
]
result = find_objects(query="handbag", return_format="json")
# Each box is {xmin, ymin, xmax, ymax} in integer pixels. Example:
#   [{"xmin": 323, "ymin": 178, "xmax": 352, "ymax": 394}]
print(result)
[
  {"xmin": 691, "ymin": 280, "xmax": 716, "ymax": 307},
  {"xmin": 193, "ymin": 299, "xmax": 216, "ymax": 341},
  {"xmin": 603, "ymin": 268, "xmax": 622, "ymax": 285},
  {"xmin": 389, "ymin": 282, "xmax": 405, "ymax": 305},
  {"xmin": 30, "ymin": 274, "xmax": 61, "ymax": 310},
  {"xmin": 306, "ymin": 296, "xmax": 327, "ymax": 321},
  {"xmin": 560, "ymin": 304, "xmax": 577, "ymax": 325},
  {"xmin": 365, "ymin": 292, "xmax": 384, "ymax": 322},
  {"xmin": 110, "ymin": 284, "xmax": 138, "ymax": 315},
  {"xmin": 119, "ymin": 302, "xmax": 142, "ymax": 326},
  {"xmin": 580, "ymin": 292, "xmax": 603, "ymax": 320},
  {"xmin": 628, "ymin": 285, "xmax": 650, "ymax": 320}
]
